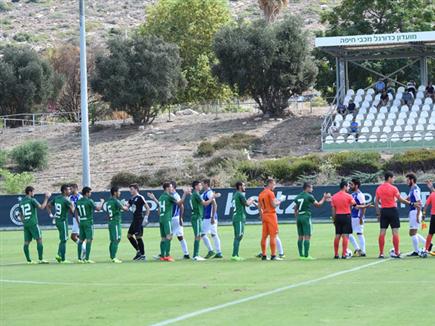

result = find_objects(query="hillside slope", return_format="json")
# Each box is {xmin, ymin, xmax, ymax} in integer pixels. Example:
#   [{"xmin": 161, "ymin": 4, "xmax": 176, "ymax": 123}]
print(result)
[
  {"xmin": 0, "ymin": 0, "xmax": 334, "ymax": 50},
  {"xmin": 0, "ymin": 111, "xmax": 323, "ymax": 192}
]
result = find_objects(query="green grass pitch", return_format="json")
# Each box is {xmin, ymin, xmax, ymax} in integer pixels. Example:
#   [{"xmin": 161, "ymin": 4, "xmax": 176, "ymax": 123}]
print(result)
[{"xmin": 1, "ymin": 223, "xmax": 435, "ymax": 325}]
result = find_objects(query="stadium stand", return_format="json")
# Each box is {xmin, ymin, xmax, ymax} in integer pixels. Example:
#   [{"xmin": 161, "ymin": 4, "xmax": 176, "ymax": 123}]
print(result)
[{"xmin": 323, "ymin": 86, "xmax": 435, "ymax": 150}]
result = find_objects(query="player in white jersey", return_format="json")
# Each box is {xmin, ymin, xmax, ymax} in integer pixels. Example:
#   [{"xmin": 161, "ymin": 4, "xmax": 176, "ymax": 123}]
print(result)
[
  {"xmin": 349, "ymin": 179, "xmax": 367, "ymax": 256},
  {"xmin": 69, "ymin": 184, "xmax": 86, "ymax": 259},
  {"xmin": 201, "ymin": 179, "xmax": 223, "ymax": 259},
  {"xmin": 170, "ymin": 181, "xmax": 190, "ymax": 259},
  {"xmin": 406, "ymin": 173, "xmax": 426, "ymax": 256}
]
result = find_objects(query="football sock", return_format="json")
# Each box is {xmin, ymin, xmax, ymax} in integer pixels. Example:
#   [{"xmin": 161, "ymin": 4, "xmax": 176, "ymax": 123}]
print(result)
[
  {"xmin": 160, "ymin": 241, "xmax": 165, "ymax": 257},
  {"xmin": 417, "ymin": 233, "xmax": 426, "ymax": 245},
  {"xmin": 202, "ymin": 235, "xmax": 213, "ymax": 252},
  {"xmin": 194, "ymin": 239, "xmax": 200, "ymax": 257},
  {"xmin": 137, "ymin": 238, "xmax": 145, "ymax": 255},
  {"xmin": 349, "ymin": 234, "xmax": 359, "ymax": 250},
  {"xmin": 179, "ymin": 238, "xmax": 189, "ymax": 255},
  {"xmin": 212, "ymin": 234, "xmax": 222, "ymax": 254},
  {"xmin": 165, "ymin": 239, "xmax": 171, "ymax": 257},
  {"xmin": 270, "ymin": 235, "xmax": 277, "ymax": 257},
  {"xmin": 276, "ymin": 236, "xmax": 284, "ymax": 255},
  {"xmin": 109, "ymin": 242, "xmax": 114, "ymax": 259},
  {"xmin": 59, "ymin": 240, "xmax": 66, "ymax": 261},
  {"xmin": 77, "ymin": 241, "xmax": 83, "ymax": 259},
  {"xmin": 378, "ymin": 234, "xmax": 386, "ymax": 255},
  {"xmin": 426, "ymin": 234, "xmax": 433, "ymax": 251},
  {"xmin": 23, "ymin": 244, "xmax": 31, "ymax": 262},
  {"xmin": 303, "ymin": 240, "xmax": 310, "ymax": 257},
  {"xmin": 37, "ymin": 242, "xmax": 43, "ymax": 260},
  {"xmin": 232, "ymin": 238, "xmax": 240, "ymax": 257},
  {"xmin": 412, "ymin": 235, "xmax": 419, "ymax": 252},
  {"xmin": 334, "ymin": 237, "xmax": 340, "ymax": 256},
  {"xmin": 392, "ymin": 234, "xmax": 400, "ymax": 255},
  {"xmin": 358, "ymin": 234, "xmax": 366, "ymax": 253},
  {"xmin": 85, "ymin": 241, "xmax": 92, "ymax": 260},
  {"xmin": 342, "ymin": 236, "xmax": 349, "ymax": 257},
  {"xmin": 261, "ymin": 236, "xmax": 267, "ymax": 256},
  {"xmin": 297, "ymin": 239, "xmax": 303, "ymax": 257},
  {"xmin": 128, "ymin": 237, "xmax": 139, "ymax": 251}
]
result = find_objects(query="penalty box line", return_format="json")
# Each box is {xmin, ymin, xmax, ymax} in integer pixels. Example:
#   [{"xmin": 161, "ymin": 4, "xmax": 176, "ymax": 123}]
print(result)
[{"xmin": 150, "ymin": 259, "xmax": 389, "ymax": 326}]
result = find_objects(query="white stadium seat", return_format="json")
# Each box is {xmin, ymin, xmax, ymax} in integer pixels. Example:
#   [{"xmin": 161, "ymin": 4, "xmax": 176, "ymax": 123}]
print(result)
[
  {"xmin": 415, "ymin": 124, "xmax": 425, "ymax": 131},
  {"xmin": 369, "ymin": 107, "xmax": 378, "ymax": 114},
  {"xmin": 358, "ymin": 135, "xmax": 367, "ymax": 143},
  {"xmin": 397, "ymin": 86, "xmax": 405, "ymax": 93},
  {"xmin": 407, "ymin": 118, "xmax": 416, "ymax": 125},
  {"xmin": 354, "ymin": 95, "xmax": 363, "ymax": 104},
  {"xmin": 418, "ymin": 85, "xmax": 426, "ymax": 92},
  {"xmin": 395, "ymin": 93, "xmax": 403, "ymax": 101},
  {"xmin": 356, "ymin": 113, "xmax": 365, "ymax": 121},
  {"xmin": 385, "ymin": 119, "xmax": 395, "ymax": 127},
  {"xmin": 428, "ymin": 124, "xmax": 435, "ymax": 131},
  {"xmin": 325, "ymin": 135, "xmax": 334, "ymax": 144},
  {"xmin": 411, "ymin": 105, "xmax": 420, "ymax": 112},
  {"xmin": 379, "ymin": 107, "xmax": 388, "ymax": 114},
  {"xmin": 429, "ymin": 117, "xmax": 435, "ymax": 124},
  {"xmin": 413, "ymin": 132, "xmax": 422, "ymax": 141},
  {"xmin": 382, "ymin": 126, "xmax": 392, "ymax": 133},
  {"xmin": 424, "ymin": 132, "xmax": 434, "ymax": 141},
  {"xmin": 424, "ymin": 98, "xmax": 433, "ymax": 105},
  {"xmin": 398, "ymin": 112, "xmax": 408, "ymax": 119},
  {"xmin": 367, "ymin": 88, "xmax": 375, "ymax": 95},
  {"xmin": 416, "ymin": 92, "xmax": 424, "ymax": 99},
  {"xmin": 347, "ymin": 135, "xmax": 355, "ymax": 143},
  {"xmin": 393, "ymin": 125, "xmax": 403, "ymax": 132},
  {"xmin": 422, "ymin": 104, "xmax": 431, "ymax": 111},
  {"xmin": 404, "ymin": 125, "xmax": 414, "ymax": 132},
  {"xmin": 369, "ymin": 134, "xmax": 378, "ymax": 143},
  {"xmin": 377, "ymin": 112, "xmax": 386, "ymax": 120},
  {"xmin": 342, "ymin": 120, "xmax": 351, "ymax": 128},
  {"xmin": 390, "ymin": 106, "xmax": 399, "ymax": 114},
  {"xmin": 339, "ymin": 127, "xmax": 348, "ymax": 134},
  {"xmin": 336, "ymin": 136, "xmax": 345, "ymax": 144},
  {"xmin": 387, "ymin": 112, "xmax": 397, "ymax": 119},
  {"xmin": 402, "ymin": 133, "xmax": 411, "ymax": 142},
  {"xmin": 346, "ymin": 89, "xmax": 355, "ymax": 96},
  {"xmin": 391, "ymin": 133, "xmax": 400, "ymax": 142},
  {"xmin": 372, "ymin": 126, "xmax": 381, "ymax": 133},
  {"xmin": 380, "ymin": 134, "xmax": 388, "ymax": 142},
  {"xmin": 396, "ymin": 118, "xmax": 405, "ymax": 126},
  {"xmin": 374, "ymin": 120, "xmax": 384, "ymax": 127},
  {"xmin": 414, "ymin": 98, "xmax": 423, "ymax": 106},
  {"xmin": 409, "ymin": 111, "xmax": 418, "ymax": 119},
  {"xmin": 373, "ymin": 99, "xmax": 380, "ymax": 107},
  {"xmin": 421, "ymin": 111, "xmax": 429, "ymax": 118},
  {"xmin": 334, "ymin": 115, "xmax": 343, "ymax": 122},
  {"xmin": 417, "ymin": 118, "xmax": 427, "ymax": 125},
  {"xmin": 361, "ymin": 126, "xmax": 370, "ymax": 133},
  {"xmin": 356, "ymin": 89, "xmax": 365, "ymax": 96},
  {"xmin": 366, "ymin": 113, "xmax": 375, "ymax": 120},
  {"xmin": 364, "ymin": 120, "xmax": 373, "ymax": 127},
  {"xmin": 400, "ymin": 106, "xmax": 409, "ymax": 113}
]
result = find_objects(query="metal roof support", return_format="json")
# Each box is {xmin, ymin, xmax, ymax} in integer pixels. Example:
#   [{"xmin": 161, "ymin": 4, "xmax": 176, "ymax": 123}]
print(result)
[{"xmin": 420, "ymin": 56, "xmax": 428, "ymax": 86}]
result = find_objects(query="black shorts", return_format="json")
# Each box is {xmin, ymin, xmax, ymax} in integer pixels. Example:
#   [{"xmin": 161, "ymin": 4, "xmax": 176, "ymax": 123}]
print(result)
[
  {"xmin": 128, "ymin": 217, "xmax": 144, "ymax": 237},
  {"xmin": 380, "ymin": 208, "xmax": 400, "ymax": 229},
  {"xmin": 429, "ymin": 215, "xmax": 435, "ymax": 235},
  {"xmin": 335, "ymin": 214, "xmax": 352, "ymax": 235}
]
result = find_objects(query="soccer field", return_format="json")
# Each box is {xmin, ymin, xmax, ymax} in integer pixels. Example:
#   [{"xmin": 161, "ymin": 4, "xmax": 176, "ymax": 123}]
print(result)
[{"xmin": 1, "ymin": 223, "xmax": 434, "ymax": 326}]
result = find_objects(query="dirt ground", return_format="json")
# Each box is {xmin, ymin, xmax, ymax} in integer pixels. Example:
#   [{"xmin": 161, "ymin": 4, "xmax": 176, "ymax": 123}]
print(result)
[{"xmin": 0, "ymin": 109, "xmax": 325, "ymax": 192}]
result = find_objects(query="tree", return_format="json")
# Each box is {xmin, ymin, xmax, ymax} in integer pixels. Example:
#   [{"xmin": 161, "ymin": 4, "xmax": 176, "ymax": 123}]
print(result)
[
  {"xmin": 315, "ymin": 0, "xmax": 435, "ymax": 99},
  {"xmin": 213, "ymin": 16, "xmax": 317, "ymax": 117},
  {"xmin": 141, "ymin": 0, "xmax": 233, "ymax": 103},
  {"xmin": 258, "ymin": 0, "xmax": 288, "ymax": 23},
  {"xmin": 91, "ymin": 34, "xmax": 185, "ymax": 125},
  {"xmin": 0, "ymin": 46, "xmax": 58, "ymax": 121}
]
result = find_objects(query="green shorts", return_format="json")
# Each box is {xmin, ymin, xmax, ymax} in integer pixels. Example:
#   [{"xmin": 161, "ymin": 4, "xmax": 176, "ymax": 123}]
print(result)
[
  {"xmin": 23, "ymin": 224, "xmax": 41, "ymax": 242},
  {"xmin": 191, "ymin": 219, "xmax": 203, "ymax": 237},
  {"xmin": 55, "ymin": 220, "xmax": 69, "ymax": 241},
  {"xmin": 233, "ymin": 220, "xmax": 245, "ymax": 238},
  {"xmin": 79, "ymin": 223, "xmax": 94, "ymax": 241},
  {"xmin": 297, "ymin": 213, "xmax": 312, "ymax": 237},
  {"xmin": 109, "ymin": 222, "xmax": 122, "ymax": 242},
  {"xmin": 159, "ymin": 220, "xmax": 172, "ymax": 238}
]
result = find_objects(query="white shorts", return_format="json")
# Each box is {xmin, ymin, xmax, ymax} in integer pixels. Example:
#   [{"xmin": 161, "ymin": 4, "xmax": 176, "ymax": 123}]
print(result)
[
  {"xmin": 351, "ymin": 218, "xmax": 364, "ymax": 234},
  {"xmin": 171, "ymin": 217, "xmax": 184, "ymax": 237},
  {"xmin": 71, "ymin": 218, "xmax": 79, "ymax": 234},
  {"xmin": 409, "ymin": 210, "xmax": 421, "ymax": 230},
  {"xmin": 203, "ymin": 219, "xmax": 218, "ymax": 235}
]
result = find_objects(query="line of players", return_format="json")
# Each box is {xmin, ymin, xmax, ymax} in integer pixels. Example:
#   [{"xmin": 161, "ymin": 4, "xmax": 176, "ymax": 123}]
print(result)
[{"xmin": 18, "ymin": 172, "xmax": 435, "ymax": 263}]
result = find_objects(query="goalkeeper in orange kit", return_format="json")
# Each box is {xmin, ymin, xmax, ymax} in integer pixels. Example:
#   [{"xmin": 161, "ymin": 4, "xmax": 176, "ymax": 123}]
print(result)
[{"xmin": 258, "ymin": 178, "xmax": 283, "ymax": 261}]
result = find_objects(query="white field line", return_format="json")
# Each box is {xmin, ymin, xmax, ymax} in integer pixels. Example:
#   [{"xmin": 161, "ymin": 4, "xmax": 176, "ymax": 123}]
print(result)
[{"xmin": 150, "ymin": 259, "xmax": 389, "ymax": 326}]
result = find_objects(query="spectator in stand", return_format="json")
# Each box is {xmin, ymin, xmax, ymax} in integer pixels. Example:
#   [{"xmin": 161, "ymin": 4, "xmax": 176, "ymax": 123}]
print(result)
[
  {"xmin": 328, "ymin": 121, "xmax": 338, "ymax": 136},
  {"xmin": 337, "ymin": 103, "xmax": 346, "ymax": 115},
  {"xmin": 386, "ymin": 81, "xmax": 395, "ymax": 97},
  {"xmin": 426, "ymin": 81, "xmax": 434, "ymax": 101},
  {"xmin": 377, "ymin": 90, "xmax": 389, "ymax": 108},
  {"xmin": 347, "ymin": 100, "xmax": 356, "ymax": 114},
  {"xmin": 401, "ymin": 89, "xmax": 414, "ymax": 107},
  {"xmin": 407, "ymin": 80, "xmax": 417, "ymax": 97},
  {"xmin": 348, "ymin": 118, "xmax": 359, "ymax": 141},
  {"xmin": 374, "ymin": 78, "xmax": 386, "ymax": 94}
]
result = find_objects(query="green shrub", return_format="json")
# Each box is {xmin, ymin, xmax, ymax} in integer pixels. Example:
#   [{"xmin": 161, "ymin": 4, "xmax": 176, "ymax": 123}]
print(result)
[
  {"xmin": 237, "ymin": 161, "xmax": 271, "ymax": 181},
  {"xmin": 328, "ymin": 152, "xmax": 381, "ymax": 176},
  {"xmin": 384, "ymin": 149, "xmax": 435, "ymax": 173},
  {"xmin": 289, "ymin": 159, "xmax": 320, "ymax": 181},
  {"xmin": 213, "ymin": 133, "xmax": 258, "ymax": 151},
  {"xmin": 0, "ymin": 1, "xmax": 11, "ymax": 12},
  {"xmin": 10, "ymin": 141, "xmax": 48, "ymax": 171},
  {"xmin": 196, "ymin": 141, "xmax": 215, "ymax": 157},
  {"xmin": 0, "ymin": 169, "xmax": 34, "ymax": 194},
  {"xmin": 0, "ymin": 150, "xmax": 7, "ymax": 168},
  {"xmin": 110, "ymin": 172, "xmax": 149, "ymax": 188},
  {"xmin": 262, "ymin": 159, "xmax": 293, "ymax": 181}
]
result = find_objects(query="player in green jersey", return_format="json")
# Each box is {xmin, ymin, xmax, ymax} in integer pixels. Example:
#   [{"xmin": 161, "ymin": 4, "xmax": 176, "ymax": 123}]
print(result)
[
  {"xmin": 104, "ymin": 186, "xmax": 129, "ymax": 263},
  {"xmin": 190, "ymin": 180, "xmax": 219, "ymax": 261},
  {"xmin": 76, "ymin": 187, "xmax": 104, "ymax": 263},
  {"xmin": 148, "ymin": 182, "xmax": 190, "ymax": 262},
  {"xmin": 293, "ymin": 182, "xmax": 330, "ymax": 260},
  {"xmin": 47, "ymin": 184, "xmax": 74, "ymax": 263},
  {"xmin": 231, "ymin": 181, "xmax": 255, "ymax": 261},
  {"xmin": 18, "ymin": 186, "xmax": 51, "ymax": 264}
]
